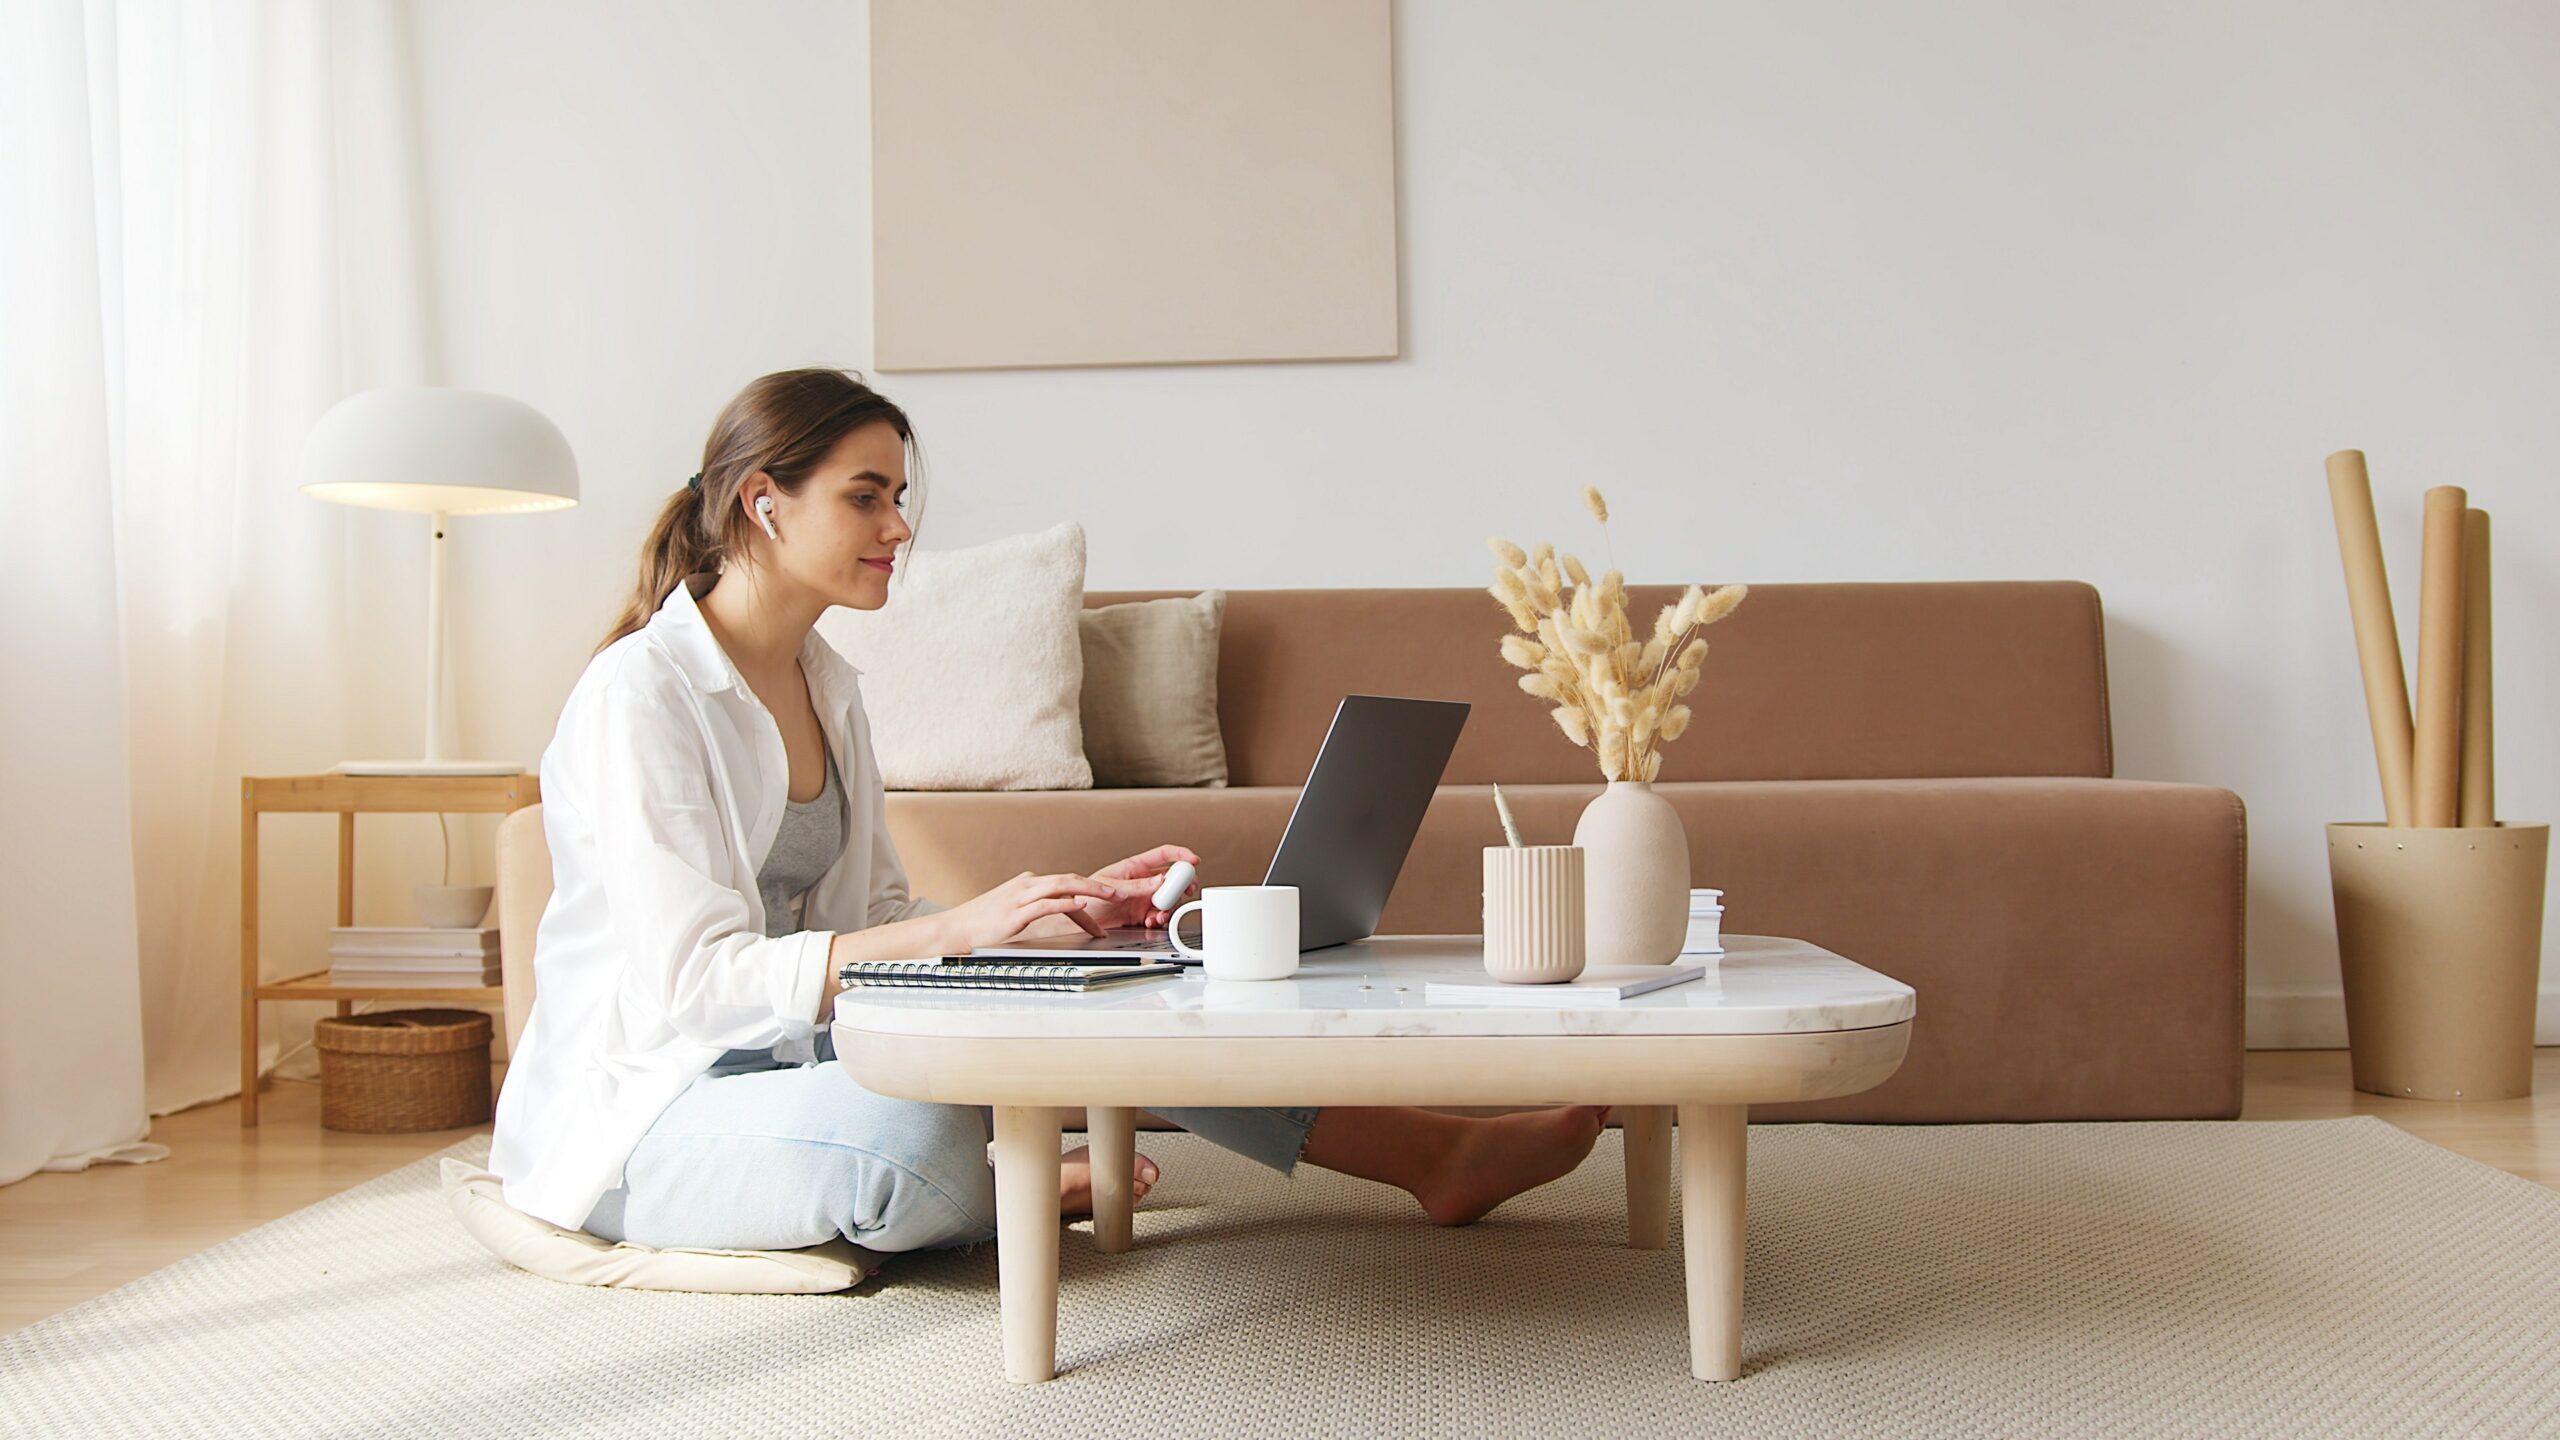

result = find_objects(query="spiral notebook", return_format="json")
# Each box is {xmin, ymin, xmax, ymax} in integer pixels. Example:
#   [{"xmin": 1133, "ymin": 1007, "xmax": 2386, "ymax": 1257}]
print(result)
[{"xmin": 838, "ymin": 958, "xmax": 1182, "ymax": 992}]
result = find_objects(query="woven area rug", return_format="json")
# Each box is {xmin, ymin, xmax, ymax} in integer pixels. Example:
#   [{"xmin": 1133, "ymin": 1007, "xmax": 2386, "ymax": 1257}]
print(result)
[{"xmin": 5, "ymin": 1116, "xmax": 2557, "ymax": 1438}]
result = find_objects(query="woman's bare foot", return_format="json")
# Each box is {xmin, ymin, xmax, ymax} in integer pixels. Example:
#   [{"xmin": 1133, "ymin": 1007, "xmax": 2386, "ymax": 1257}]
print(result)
[
  {"xmin": 1058, "ymin": 1144, "xmax": 1159, "ymax": 1217},
  {"xmin": 1409, "ymin": 1106, "xmax": 1609, "ymax": 1226}
]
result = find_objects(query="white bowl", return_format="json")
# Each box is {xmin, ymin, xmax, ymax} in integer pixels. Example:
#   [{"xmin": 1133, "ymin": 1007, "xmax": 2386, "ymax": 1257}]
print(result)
[{"xmin": 415, "ymin": 883, "xmax": 495, "ymax": 929}]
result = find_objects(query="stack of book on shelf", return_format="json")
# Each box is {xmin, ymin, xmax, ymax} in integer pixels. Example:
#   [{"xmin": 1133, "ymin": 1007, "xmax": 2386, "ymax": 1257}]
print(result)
[{"xmin": 328, "ymin": 926, "xmax": 502, "ymax": 988}]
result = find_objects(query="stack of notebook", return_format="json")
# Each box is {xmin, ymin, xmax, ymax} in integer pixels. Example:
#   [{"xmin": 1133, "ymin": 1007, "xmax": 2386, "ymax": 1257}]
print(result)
[
  {"xmin": 328, "ymin": 926, "xmax": 501, "ymax": 987},
  {"xmin": 838, "ymin": 957, "xmax": 1181, "ymax": 992}
]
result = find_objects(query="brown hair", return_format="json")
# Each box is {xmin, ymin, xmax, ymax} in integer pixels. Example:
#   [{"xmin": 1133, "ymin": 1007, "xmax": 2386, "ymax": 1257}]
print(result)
[{"xmin": 597, "ymin": 368, "xmax": 922, "ymax": 654}]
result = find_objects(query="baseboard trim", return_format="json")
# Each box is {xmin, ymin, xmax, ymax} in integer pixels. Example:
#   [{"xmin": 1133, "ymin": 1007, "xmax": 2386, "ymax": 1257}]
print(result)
[{"xmin": 2248, "ymin": 987, "xmax": 2560, "ymax": 1049}]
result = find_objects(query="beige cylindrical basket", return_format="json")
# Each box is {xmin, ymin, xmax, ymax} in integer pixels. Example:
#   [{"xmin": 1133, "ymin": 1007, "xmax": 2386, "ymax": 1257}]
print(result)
[
  {"xmin": 2327, "ymin": 822, "xmax": 2549, "ymax": 1101},
  {"xmin": 314, "ymin": 1009, "xmax": 494, "ymax": 1132}
]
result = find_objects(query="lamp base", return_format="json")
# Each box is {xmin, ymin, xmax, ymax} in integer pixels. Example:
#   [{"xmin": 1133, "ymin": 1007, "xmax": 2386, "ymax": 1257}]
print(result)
[{"xmin": 334, "ymin": 758, "xmax": 526, "ymax": 777}]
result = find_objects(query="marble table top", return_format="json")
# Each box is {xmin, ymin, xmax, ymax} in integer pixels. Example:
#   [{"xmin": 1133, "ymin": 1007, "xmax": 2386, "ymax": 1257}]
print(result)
[{"xmin": 831, "ymin": 934, "xmax": 1914, "ymax": 1041}]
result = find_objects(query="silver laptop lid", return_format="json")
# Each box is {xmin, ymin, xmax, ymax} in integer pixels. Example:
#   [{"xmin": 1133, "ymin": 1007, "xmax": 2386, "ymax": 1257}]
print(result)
[{"xmin": 1264, "ymin": 694, "xmax": 1470, "ymax": 950}]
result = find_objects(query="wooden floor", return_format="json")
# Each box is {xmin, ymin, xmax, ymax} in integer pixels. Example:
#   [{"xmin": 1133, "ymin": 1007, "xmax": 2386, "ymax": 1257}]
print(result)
[{"xmin": 4, "ymin": 1049, "xmax": 2556, "ymax": 1335}]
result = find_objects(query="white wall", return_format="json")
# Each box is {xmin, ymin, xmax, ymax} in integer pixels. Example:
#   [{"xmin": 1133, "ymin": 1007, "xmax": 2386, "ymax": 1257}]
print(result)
[{"xmin": 403, "ymin": 0, "xmax": 2560, "ymax": 1046}]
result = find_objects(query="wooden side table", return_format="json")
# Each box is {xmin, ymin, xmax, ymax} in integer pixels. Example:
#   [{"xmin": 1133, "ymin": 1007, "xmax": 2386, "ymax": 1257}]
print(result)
[{"xmin": 240, "ymin": 771, "xmax": 541, "ymax": 1126}]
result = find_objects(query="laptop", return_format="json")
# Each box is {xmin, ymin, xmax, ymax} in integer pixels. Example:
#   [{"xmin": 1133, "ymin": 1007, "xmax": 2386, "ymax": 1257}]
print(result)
[{"xmin": 967, "ymin": 694, "xmax": 1470, "ymax": 962}]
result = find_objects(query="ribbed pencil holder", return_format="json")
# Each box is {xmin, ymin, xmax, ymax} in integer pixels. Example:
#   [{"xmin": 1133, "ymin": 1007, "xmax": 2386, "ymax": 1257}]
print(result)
[
  {"xmin": 2327, "ymin": 822, "xmax": 2549, "ymax": 1101},
  {"xmin": 1483, "ymin": 845, "xmax": 1587, "ymax": 984}
]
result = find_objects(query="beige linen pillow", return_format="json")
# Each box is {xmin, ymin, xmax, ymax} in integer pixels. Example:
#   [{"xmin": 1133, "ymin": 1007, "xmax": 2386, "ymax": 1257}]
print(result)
[
  {"xmin": 440, "ymin": 1159, "xmax": 883, "ymax": 1294},
  {"xmin": 1079, "ymin": 591, "xmax": 1228, "ymax": 788},
  {"xmin": 815, "ymin": 522, "xmax": 1092, "ymax": 790}
]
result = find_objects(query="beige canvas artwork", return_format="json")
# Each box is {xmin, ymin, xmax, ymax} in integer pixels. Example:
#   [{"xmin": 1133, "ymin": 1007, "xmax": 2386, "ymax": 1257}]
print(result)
[{"xmin": 869, "ymin": 0, "xmax": 1400, "ymax": 372}]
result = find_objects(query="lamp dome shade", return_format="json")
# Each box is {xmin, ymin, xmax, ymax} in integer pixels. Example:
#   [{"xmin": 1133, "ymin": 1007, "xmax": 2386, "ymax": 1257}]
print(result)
[{"xmin": 299, "ymin": 387, "xmax": 579, "ymax": 515}]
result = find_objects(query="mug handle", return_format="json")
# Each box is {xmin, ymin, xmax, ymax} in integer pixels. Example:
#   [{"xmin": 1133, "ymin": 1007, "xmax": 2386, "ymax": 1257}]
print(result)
[{"xmin": 1167, "ymin": 900, "xmax": 1208, "ymax": 962}]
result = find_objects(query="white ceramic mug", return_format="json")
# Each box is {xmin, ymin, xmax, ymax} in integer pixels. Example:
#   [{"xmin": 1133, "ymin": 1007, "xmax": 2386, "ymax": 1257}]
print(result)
[{"xmin": 1167, "ymin": 885, "xmax": 1300, "ymax": 980}]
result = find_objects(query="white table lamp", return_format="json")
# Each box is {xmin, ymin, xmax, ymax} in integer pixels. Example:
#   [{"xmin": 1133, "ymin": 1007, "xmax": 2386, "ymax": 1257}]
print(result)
[{"xmin": 300, "ymin": 387, "xmax": 579, "ymax": 776}]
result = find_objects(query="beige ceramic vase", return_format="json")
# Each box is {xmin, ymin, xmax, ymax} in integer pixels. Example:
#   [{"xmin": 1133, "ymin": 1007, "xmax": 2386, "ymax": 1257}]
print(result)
[{"xmin": 1572, "ymin": 779, "xmax": 1691, "ymax": 966}]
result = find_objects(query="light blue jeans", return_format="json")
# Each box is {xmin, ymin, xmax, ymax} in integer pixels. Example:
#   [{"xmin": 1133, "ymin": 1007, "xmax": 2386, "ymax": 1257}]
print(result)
[{"xmin": 582, "ymin": 1031, "xmax": 1319, "ymax": 1253}]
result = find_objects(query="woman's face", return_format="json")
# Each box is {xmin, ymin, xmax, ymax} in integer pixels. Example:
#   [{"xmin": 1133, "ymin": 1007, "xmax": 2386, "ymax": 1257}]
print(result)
[{"xmin": 760, "ymin": 420, "xmax": 914, "ymax": 612}]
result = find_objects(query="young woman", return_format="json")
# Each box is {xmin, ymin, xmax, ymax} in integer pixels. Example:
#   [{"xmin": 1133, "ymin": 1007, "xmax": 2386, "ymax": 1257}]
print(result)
[{"xmin": 488, "ymin": 368, "xmax": 1608, "ymax": 1254}]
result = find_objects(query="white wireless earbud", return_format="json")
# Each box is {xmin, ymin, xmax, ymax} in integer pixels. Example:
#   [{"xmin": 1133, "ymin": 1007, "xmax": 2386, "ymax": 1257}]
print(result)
[{"xmin": 755, "ymin": 494, "xmax": 778, "ymax": 540}]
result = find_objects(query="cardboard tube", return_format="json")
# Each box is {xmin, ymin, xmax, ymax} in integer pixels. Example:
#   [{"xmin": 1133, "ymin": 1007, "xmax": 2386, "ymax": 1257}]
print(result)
[
  {"xmin": 2324, "ymin": 451, "xmax": 2415, "ymax": 826},
  {"xmin": 2460, "ymin": 508, "xmax": 2494, "ymax": 826},
  {"xmin": 2411, "ymin": 485, "xmax": 2467, "ymax": 826}
]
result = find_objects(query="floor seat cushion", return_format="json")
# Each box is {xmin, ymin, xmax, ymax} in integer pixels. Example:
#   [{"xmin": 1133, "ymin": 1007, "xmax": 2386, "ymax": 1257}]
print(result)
[{"xmin": 441, "ymin": 1159, "xmax": 884, "ymax": 1294}]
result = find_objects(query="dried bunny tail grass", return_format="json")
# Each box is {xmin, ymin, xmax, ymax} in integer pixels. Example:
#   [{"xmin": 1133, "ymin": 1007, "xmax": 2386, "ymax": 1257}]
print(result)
[
  {"xmin": 1677, "ymin": 635, "xmax": 1708, "ymax": 670},
  {"xmin": 1674, "ymin": 666, "xmax": 1701, "ymax": 697},
  {"xmin": 1638, "ymin": 635, "xmax": 1668, "ymax": 676},
  {"xmin": 1563, "ymin": 553, "xmax": 1591, "ymax": 588},
  {"xmin": 1632, "ymin": 701, "xmax": 1660, "ymax": 746},
  {"xmin": 1517, "ymin": 671, "xmax": 1564, "ymax": 701},
  {"xmin": 1560, "ymin": 623, "xmax": 1609, "ymax": 657},
  {"xmin": 1487, "ymin": 536, "xmax": 1528, "ymax": 568},
  {"xmin": 1530, "ymin": 539, "xmax": 1555, "ymax": 570},
  {"xmin": 1599, "ymin": 727, "xmax": 1629, "ymax": 780},
  {"xmin": 1660, "ymin": 704, "xmax": 1692, "ymax": 741},
  {"xmin": 1499, "ymin": 634, "xmax": 1545, "ymax": 669},
  {"xmin": 1671, "ymin": 584, "xmax": 1705, "ymax": 631},
  {"xmin": 1487, "ymin": 572, "xmax": 1538, "ymax": 631},
  {"xmin": 1524, "ymin": 569, "xmax": 1561, "ymax": 611},
  {"xmin": 1536, "ymin": 555, "xmax": 1563, "ymax": 593},
  {"xmin": 1583, "ymin": 485, "xmax": 1610, "ymax": 524},
  {"xmin": 1607, "ymin": 693, "xmax": 1636, "ymax": 727},
  {"xmin": 1651, "ymin": 602, "xmax": 1678, "ymax": 642},
  {"xmin": 1697, "ymin": 583, "xmax": 1748, "ymax": 625},
  {"xmin": 1552, "ymin": 705, "xmax": 1590, "ymax": 747},
  {"xmin": 1643, "ymin": 750, "xmax": 1663, "ymax": 782}
]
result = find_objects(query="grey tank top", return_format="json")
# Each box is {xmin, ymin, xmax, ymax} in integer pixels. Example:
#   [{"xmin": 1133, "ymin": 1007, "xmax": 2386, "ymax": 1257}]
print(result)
[
  {"xmin": 758, "ymin": 727, "xmax": 846, "ymax": 938},
  {"xmin": 713, "ymin": 729, "xmax": 848, "ymax": 1072}
]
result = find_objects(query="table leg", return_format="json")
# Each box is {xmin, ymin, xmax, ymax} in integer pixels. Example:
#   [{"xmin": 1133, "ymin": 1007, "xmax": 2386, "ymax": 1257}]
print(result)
[
  {"xmin": 1088, "ymin": 1105, "xmax": 1135, "ymax": 1254},
  {"xmin": 336, "ymin": 813, "xmax": 356, "ymax": 1021},
  {"xmin": 240, "ymin": 794, "xmax": 260, "ymax": 1128},
  {"xmin": 1678, "ymin": 1102, "xmax": 1747, "ymax": 1381},
  {"xmin": 1623, "ymin": 1105, "xmax": 1672, "ymax": 1249},
  {"xmin": 992, "ymin": 1105, "xmax": 1063, "ymax": 1383}
]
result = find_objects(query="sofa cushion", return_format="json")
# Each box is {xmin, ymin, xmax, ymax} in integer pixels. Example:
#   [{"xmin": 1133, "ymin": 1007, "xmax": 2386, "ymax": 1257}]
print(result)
[
  {"xmin": 1084, "ymin": 582, "xmax": 2113, "ymax": 787},
  {"xmin": 441, "ymin": 1158, "xmax": 883, "ymax": 1293},
  {"xmin": 1080, "ymin": 591, "xmax": 1228, "ymax": 788},
  {"xmin": 819, "ymin": 522, "xmax": 1092, "ymax": 790},
  {"xmin": 881, "ymin": 774, "xmax": 2245, "ymax": 1124}
]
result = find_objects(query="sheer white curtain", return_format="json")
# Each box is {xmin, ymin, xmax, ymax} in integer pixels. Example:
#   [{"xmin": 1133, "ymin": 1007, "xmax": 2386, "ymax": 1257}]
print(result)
[{"xmin": 0, "ymin": 0, "xmax": 437, "ymax": 1183}]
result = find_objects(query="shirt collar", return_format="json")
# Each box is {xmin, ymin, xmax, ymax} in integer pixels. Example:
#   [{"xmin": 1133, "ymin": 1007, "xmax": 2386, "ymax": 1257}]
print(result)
[{"xmin": 650, "ymin": 570, "xmax": 863, "ymax": 698}]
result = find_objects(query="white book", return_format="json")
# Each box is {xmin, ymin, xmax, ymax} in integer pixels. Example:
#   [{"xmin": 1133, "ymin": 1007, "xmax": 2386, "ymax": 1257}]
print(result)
[
  {"xmin": 1422, "ymin": 964, "xmax": 1706, "ymax": 1007},
  {"xmin": 325, "ymin": 951, "xmax": 503, "ymax": 968},
  {"xmin": 329, "ymin": 968, "xmax": 501, "ymax": 987},
  {"xmin": 328, "ymin": 928, "xmax": 499, "ymax": 958}
]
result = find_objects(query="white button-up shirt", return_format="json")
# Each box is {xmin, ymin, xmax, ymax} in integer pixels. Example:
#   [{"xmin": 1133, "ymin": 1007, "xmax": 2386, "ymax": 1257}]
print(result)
[{"xmin": 489, "ymin": 571, "xmax": 946, "ymax": 1229}]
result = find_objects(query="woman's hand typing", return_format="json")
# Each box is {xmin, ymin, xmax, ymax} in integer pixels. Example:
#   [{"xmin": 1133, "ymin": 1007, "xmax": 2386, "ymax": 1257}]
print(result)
[{"xmin": 935, "ymin": 871, "xmax": 1125, "ymax": 950}]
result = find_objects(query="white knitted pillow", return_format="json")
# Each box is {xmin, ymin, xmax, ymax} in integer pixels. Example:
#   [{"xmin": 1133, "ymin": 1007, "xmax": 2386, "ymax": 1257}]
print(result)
[{"xmin": 815, "ymin": 521, "xmax": 1093, "ymax": 790}]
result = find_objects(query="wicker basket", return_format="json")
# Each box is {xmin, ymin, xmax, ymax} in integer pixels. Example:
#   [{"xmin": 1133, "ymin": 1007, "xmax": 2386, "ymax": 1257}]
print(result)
[{"xmin": 314, "ymin": 1009, "xmax": 493, "ymax": 1132}]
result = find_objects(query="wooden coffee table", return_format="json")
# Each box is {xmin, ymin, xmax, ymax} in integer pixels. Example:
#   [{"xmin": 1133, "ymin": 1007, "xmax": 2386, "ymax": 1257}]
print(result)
[{"xmin": 831, "ymin": 934, "xmax": 1914, "ymax": 1384}]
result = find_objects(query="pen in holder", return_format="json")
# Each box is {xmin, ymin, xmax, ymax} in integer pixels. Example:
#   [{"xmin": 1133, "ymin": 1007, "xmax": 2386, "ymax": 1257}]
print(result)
[{"xmin": 1482, "ymin": 845, "xmax": 1587, "ymax": 984}]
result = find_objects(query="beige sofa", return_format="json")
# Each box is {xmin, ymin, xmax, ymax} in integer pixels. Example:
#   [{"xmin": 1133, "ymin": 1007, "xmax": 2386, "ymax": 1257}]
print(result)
[{"xmin": 885, "ymin": 582, "xmax": 2247, "ymax": 1125}]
